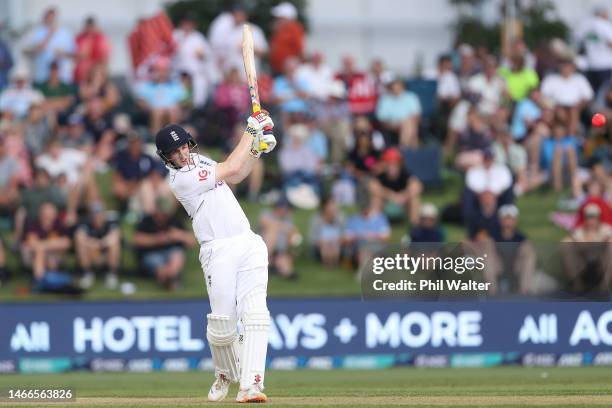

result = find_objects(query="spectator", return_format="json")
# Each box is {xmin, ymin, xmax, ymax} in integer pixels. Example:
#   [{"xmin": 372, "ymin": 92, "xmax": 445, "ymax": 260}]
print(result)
[
  {"xmin": 76, "ymin": 202, "xmax": 121, "ymax": 289},
  {"xmin": 456, "ymin": 44, "xmax": 479, "ymax": 93},
  {"xmin": 133, "ymin": 197, "xmax": 195, "ymax": 290},
  {"xmin": 308, "ymin": 196, "xmax": 345, "ymax": 266},
  {"xmin": 272, "ymin": 57, "xmax": 310, "ymax": 120},
  {"xmin": 259, "ymin": 198, "xmax": 300, "ymax": 278},
  {"xmin": 21, "ymin": 201, "xmax": 71, "ymax": 281},
  {"xmin": 510, "ymin": 88, "xmax": 544, "ymax": 142},
  {"xmin": 78, "ymin": 64, "xmax": 119, "ymax": 111},
  {"xmin": 437, "ymin": 54, "xmax": 461, "ymax": 138},
  {"xmin": 491, "ymin": 204, "xmax": 536, "ymax": 295},
  {"xmin": 36, "ymin": 61, "xmax": 75, "ymax": 114},
  {"xmin": 59, "ymin": 113, "xmax": 95, "ymax": 154},
  {"xmin": 74, "ymin": 16, "xmax": 111, "ymax": 83},
  {"xmin": 279, "ymin": 123, "xmax": 322, "ymax": 197},
  {"xmin": 314, "ymin": 79, "xmax": 351, "ymax": 163},
  {"xmin": 269, "ymin": 2, "xmax": 305, "ymax": 75},
  {"xmin": 376, "ymin": 79, "xmax": 422, "ymax": 147},
  {"xmin": 498, "ymin": 54, "xmax": 539, "ymax": 102},
  {"xmin": 3, "ymin": 125, "xmax": 33, "ymax": 188},
  {"xmin": 409, "ymin": 203, "xmax": 444, "ymax": 243},
  {"xmin": 343, "ymin": 196, "xmax": 391, "ymax": 268},
  {"xmin": 575, "ymin": 6, "xmax": 612, "ymax": 93},
  {"xmin": 347, "ymin": 116, "xmax": 383, "ymax": 179},
  {"xmin": 466, "ymin": 149, "xmax": 513, "ymax": 198},
  {"xmin": 0, "ymin": 136, "xmax": 19, "ymax": 216},
  {"xmin": 14, "ymin": 168, "xmax": 66, "ymax": 243},
  {"xmin": 563, "ymin": 203, "xmax": 612, "ymax": 294},
  {"xmin": 0, "ymin": 34, "xmax": 13, "ymax": 91},
  {"xmin": 454, "ymin": 107, "xmax": 494, "ymax": 170},
  {"xmin": 111, "ymin": 134, "xmax": 160, "ymax": 215},
  {"xmin": 23, "ymin": 7, "xmax": 75, "ymax": 85},
  {"xmin": 0, "ymin": 67, "xmax": 44, "ymax": 120},
  {"xmin": 82, "ymin": 96, "xmax": 116, "ymax": 163},
  {"xmin": 136, "ymin": 57, "xmax": 186, "ymax": 134},
  {"xmin": 541, "ymin": 57, "xmax": 594, "ymax": 135},
  {"xmin": 213, "ymin": 67, "xmax": 251, "ymax": 137},
  {"xmin": 541, "ymin": 122, "xmax": 580, "ymax": 195},
  {"xmin": 369, "ymin": 58, "xmax": 394, "ymax": 98},
  {"xmin": 369, "ymin": 147, "xmax": 422, "ymax": 224},
  {"xmin": 574, "ymin": 179, "xmax": 612, "ymax": 228},
  {"xmin": 23, "ymin": 102, "xmax": 54, "ymax": 156},
  {"xmin": 467, "ymin": 55, "xmax": 506, "ymax": 118},
  {"xmin": 173, "ymin": 14, "xmax": 214, "ymax": 108},
  {"xmin": 336, "ymin": 55, "xmax": 377, "ymax": 117},
  {"xmin": 296, "ymin": 51, "xmax": 334, "ymax": 101}
]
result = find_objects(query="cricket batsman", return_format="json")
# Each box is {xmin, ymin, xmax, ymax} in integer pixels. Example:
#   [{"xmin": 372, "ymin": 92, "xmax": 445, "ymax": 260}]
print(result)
[{"xmin": 155, "ymin": 111, "xmax": 276, "ymax": 403}]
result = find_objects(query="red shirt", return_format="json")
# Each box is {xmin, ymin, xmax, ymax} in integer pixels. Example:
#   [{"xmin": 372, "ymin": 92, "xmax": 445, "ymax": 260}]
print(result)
[
  {"xmin": 574, "ymin": 196, "xmax": 612, "ymax": 228},
  {"xmin": 270, "ymin": 21, "xmax": 305, "ymax": 74},
  {"xmin": 336, "ymin": 72, "xmax": 377, "ymax": 115},
  {"xmin": 74, "ymin": 31, "xmax": 111, "ymax": 82}
]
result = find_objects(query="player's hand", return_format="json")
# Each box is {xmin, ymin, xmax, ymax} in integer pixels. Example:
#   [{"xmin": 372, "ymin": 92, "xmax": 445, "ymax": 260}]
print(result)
[
  {"xmin": 258, "ymin": 132, "xmax": 277, "ymax": 153},
  {"xmin": 246, "ymin": 110, "xmax": 274, "ymax": 134}
]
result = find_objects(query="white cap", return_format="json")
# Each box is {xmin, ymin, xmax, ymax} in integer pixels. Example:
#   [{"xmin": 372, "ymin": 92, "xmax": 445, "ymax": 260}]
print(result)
[
  {"xmin": 271, "ymin": 2, "xmax": 298, "ymax": 19},
  {"xmin": 420, "ymin": 203, "xmax": 439, "ymax": 219},
  {"xmin": 498, "ymin": 204, "xmax": 519, "ymax": 219},
  {"xmin": 11, "ymin": 65, "xmax": 30, "ymax": 80}
]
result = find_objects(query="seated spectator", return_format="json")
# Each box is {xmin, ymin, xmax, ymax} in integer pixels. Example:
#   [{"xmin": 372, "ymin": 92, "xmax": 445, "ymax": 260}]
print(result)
[
  {"xmin": 3, "ymin": 125, "xmax": 33, "ymax": 188},
  {"xmin": 369, "ymin": 147, "xmax": 422, "ymax": 224},
  {"xmin": 456, "ymin": 44, "xmax": 479, "ymax": 93},
  {"xmin": 75, "ymin": 202, "xmax": 121, "ymax": 290},
  {"xmin": 296, "ymin": 51, "xmax": 334, "ymax": 101},
  {"xmin": 132, "ymin": 197, "xmax": 195, "ymax": 290},
  {"xmin": 213, "ymin": 67, "xmax": 251, "ymax": 140},
  {"xmin": 491, "ymin": 204, "xmax": 536, "ymax": 295},
  {"xmin": 409, "ymin": 203, "xmax": 444, "ymax": 243},
  {"xmin": 347, "ymin": 116, "xmax": 383, "ymax": 179},
  {"xmin": 82, "ymin": 96, "xmax": 116, "ymax": 163},
  {"xmin": 14, "ymin": 167, "xmax": 66, "ymax": 242},
  {"xmin": 336, "ymin": 55, "xmax": 377, "ymax": 117},
  {"xmin": 498, "ymin": 54, "xmax": 539, "ymax": 102},
  {"xmin": 308, "ymin": 196, "xmax": 345, "ymax": 266},
  {"xmin": 493, "ymin": 125, "xmax": 543, "ymax": 195},
  {"xmin": 136, "ymin": 57, "xmax": 186, "ymax": 134},
  {"xmin": 59, "ymin": 113, "xmax": 95, "ymax": 154},
  {"xmin": 466, "ymin": 190, "xmax": 501, "ymax": 240},
  {"xmin": 563, "ymin": 203, "xmax": 612, "ymax": 294},
  {"xmin": 454, "ymin": 107, "xmax": 493, "ymax": 170},
  {"xmin": 314, "ymin": 79, "xmax": 351, "ymax": 164},
  {"xmin": 271, "ymin": 57, "xmax": 310, "ymax": 122},
  {"xmin": 343, "ymin": 196, "xmax": 391, "ymax": 268},
  {"xmin": 541, "ymin": 57, "xmax": 594, "ymax": 135},
  {"xmin": 36, "ymin": 61, "xmax": 75, "ymax": 114},
  {"xmin": 259, "ymin": 197, "xmax": 300, "ymax": 278},
  {"xmin": 78, "ymin": 64, "xmax": 119, "ymax": 111},
  {"xmin": 0, "ymin": 67, "xmax": 44, "ymax": 120},
  {"xmin": 510, "ymin": 88, "xmax": 544, "ymax": 142},
  {"xmin": 21, "ymin": 201, "xmax": 71, "ymax": 281},
  {"xmin": 376, "ymin": 78, "xmax": 422, "ymax": 147},
  {"xmin": 436, "ymin": 54, "xmax": 461, "ymax": 138},
  {"xmin": 541, "ymin": 122, "xmax": 580, "ymax": 195},
  {"xmin": 23, "ymin": 102, "xmax": 54, "ymax": 156},
  {"xmin": 574, "ymin": 179, "xmax": 612, "ymax": 228},
  {"xmin": 467, "ymin": 55, "xmax": 506, "ymax": 119},
  {"xmin": 279, "ymin": 123, "xmax": 322, "ymax": 197},
  {"xmin": 0, "ymin": 136, "xmax": 19, "ymax": 216},
  {"xmin": 36, "ymin": 137, "xmax": 98, "ymax": 224}
]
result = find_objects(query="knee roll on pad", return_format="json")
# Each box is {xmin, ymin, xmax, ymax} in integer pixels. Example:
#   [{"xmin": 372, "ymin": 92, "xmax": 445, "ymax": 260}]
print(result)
[{"xmin": 206, "ymin": 314, "xmax": 240, "ymax": 383}]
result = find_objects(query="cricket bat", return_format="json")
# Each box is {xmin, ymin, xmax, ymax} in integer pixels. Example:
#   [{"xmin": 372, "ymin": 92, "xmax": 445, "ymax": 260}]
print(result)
[{"xmin": 242, "ymin": 24, "xmax": 271, "ymax": 150}]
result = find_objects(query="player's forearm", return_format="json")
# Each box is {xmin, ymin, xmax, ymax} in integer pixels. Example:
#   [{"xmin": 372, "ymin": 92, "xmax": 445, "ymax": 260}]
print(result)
[{"xmin": 224, "ymin": 131, "xmax": 258, "ymax": 184}]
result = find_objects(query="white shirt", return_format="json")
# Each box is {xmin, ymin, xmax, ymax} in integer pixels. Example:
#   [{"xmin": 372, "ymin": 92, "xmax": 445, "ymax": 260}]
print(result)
[
  {"xmin": 36, "ymin": 148, "xmax": 86, "ymax": 186},
  {"xmin": 173, "ymin": 29, "xmax": 213, "ymax": 76},
  {"xmin": 541, "ymin": 73, "xmax": 594, "ymax": 107},
  {"xmin": 468, "ymin": 73, "xmax": 506, "ymax": 115},
  {"xmin": 0, "ymin": 86, "xmax": 44, "ymax": 119},
  {"xmin": 295, "ymin": 63, "xmax": 334, "ymax": 100},
  {"xmin": 466, "ymin": 163, "xmax": 512, "ymax": 195},
  {"xmin": 168, "ymin": 154, "xmax": 250, "ymax": 243},
  {"xmin": 576, "ymin": 16, "xmax": 612, "ymax": 70},
  {"xmin": 437, "ymin": 71, "xmax": 461, "ymax": 100}
]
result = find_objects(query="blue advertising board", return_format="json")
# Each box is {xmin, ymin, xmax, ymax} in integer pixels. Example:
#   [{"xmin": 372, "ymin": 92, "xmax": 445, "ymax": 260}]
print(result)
[{"xmin": 1, "ymin": 299, "xmax": 611, "ymax": 373}]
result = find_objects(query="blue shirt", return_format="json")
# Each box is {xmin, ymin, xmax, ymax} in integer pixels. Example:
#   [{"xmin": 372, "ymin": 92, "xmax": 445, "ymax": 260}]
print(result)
[
  {"xmin": 28, "ymin": 26, "xmax": 75, "ymax": 84},
  {"xmin": 376, "ymin": 91, "xmax": 421, "ymax": 123},
  {"xmin": 112, "ymin": 150, "xmax": 157, "ymax": 181},
  {"xmin": 345, "ymin": 211, "xmax": 390, "ymax": 240},
  {"xmin": 511, "ymin": 98, "xmax": 541, "ymax": 140},
  {"xmin": 307, "ymin": 128, "xmax": 328, "ymax": 160},
  {"xmin": 273, "ymin": 75, "xmax": 309, "ymax": 113},
  {"xmin": 137, "ymin": 81, "xmax": 186, "ymax": 109}
]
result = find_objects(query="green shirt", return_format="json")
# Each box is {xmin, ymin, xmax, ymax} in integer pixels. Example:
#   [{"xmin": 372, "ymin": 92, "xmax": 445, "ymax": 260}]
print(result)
[
  {"xmin": 36, "ymin": 81, "xmax": 75, "ymax": 98},
  {"xmin": 498, "ymin": 67, "xmax": 539, "ymax": 101}
]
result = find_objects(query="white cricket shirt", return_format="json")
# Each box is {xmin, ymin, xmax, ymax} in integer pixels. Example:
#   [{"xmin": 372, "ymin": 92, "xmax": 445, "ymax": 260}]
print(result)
[{"xmin": 168, "ymin": 153, "xmax": 250, "ymax": 243}]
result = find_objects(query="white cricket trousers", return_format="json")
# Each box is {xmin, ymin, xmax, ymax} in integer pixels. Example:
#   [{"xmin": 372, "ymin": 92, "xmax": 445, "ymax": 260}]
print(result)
[{"xmin": 199, "ymin": 230, "xmax": 269, "ymax": 320}]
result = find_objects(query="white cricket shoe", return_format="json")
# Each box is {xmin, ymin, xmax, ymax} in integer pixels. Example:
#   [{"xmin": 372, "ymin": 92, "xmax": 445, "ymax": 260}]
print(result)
[
  {"xmin": 236, "ymin": 383, "xmax": 267, "ymax": 403},
  {"xmin": 208, "ymin": 374, "xmax": 231, "ymax": 402}
]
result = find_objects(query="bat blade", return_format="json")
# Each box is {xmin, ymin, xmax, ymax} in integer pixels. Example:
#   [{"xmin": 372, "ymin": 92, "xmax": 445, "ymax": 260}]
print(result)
[{"xmin": 242, "ymin": 24, "xmax": 261, "ymax": 114}]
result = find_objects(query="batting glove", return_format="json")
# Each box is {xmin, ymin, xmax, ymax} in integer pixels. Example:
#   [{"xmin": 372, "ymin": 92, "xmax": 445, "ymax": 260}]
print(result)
[
  {"xmin": 249, "ymin": 131, "xmax": 277, "ymax": 158},
  {"xmin": 246, "ymin": 110, "xmax": 274, "ymax": 134}
]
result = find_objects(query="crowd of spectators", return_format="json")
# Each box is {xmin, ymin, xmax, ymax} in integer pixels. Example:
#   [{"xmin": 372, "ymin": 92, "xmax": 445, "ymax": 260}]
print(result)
[{"xmin": 0, "ymin": 3, "xmax": 611, "ymax": 297}]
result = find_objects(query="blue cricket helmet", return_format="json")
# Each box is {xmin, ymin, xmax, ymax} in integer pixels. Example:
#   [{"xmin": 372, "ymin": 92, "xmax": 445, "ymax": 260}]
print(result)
[{"xmin": 155, "ymin": 124, "xmax": 196, "ymax": 168}]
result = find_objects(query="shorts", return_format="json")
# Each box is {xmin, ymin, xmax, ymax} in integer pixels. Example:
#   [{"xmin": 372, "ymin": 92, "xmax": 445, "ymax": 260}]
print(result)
[
  {"xmin": 142, "ymin": 247, "xmax": 183, "ymax": 276},
  {"xmin": 199, "ymin": 230, "xmax": 268, "ymax": 319}
]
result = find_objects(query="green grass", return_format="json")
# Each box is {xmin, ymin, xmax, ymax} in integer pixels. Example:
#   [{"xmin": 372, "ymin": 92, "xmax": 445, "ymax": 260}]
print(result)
[
  {"xmin": 0, "ymin": 167, "xmax": 568, "ymax": 302},
  {"xmin": 0, "ymin": 367, "xmax": 611, "ymax": 407}
]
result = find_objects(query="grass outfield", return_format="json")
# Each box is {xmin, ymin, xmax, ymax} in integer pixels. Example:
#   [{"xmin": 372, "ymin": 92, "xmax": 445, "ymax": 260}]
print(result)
[{"xmin": 1, "ymin": 367, "xmax": 612, "ymax": 407}]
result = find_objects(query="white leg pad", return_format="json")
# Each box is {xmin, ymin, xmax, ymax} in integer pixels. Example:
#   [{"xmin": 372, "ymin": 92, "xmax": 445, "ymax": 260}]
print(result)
[
  {"xmin": 206, "ymin": 314, "xmax": 240, "ymax": 383},
  {"xmin": 238, "ymin": 289, "xmax": 270, "ymax": 390}
]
